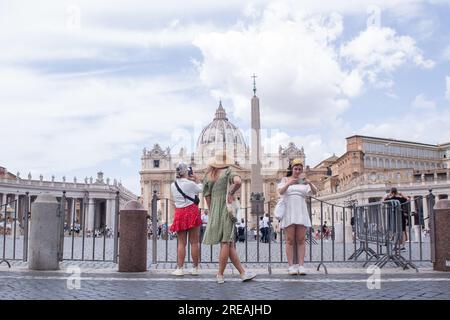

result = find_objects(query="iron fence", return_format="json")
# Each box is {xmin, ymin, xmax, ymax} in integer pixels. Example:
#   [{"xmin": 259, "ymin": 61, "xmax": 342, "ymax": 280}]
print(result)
[
  {"xmin": 149, "ymin": 191, "xmax": 433, "ymax": 273},
  {"xmin": 0, "ymin": 192, "xmax": 120, "ymax": 264}
]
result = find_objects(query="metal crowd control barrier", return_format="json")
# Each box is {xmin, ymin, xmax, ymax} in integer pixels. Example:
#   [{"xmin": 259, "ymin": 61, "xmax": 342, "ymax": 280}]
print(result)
[{"xmin": 350, "ymin": 200, "xmax": 418, "ymax": 271}]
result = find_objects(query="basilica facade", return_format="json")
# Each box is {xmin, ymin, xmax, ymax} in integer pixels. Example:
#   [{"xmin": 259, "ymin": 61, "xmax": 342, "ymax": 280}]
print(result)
[{"xmin": 139, "ymin": 102, "xmax": 305, "ymax": 226}]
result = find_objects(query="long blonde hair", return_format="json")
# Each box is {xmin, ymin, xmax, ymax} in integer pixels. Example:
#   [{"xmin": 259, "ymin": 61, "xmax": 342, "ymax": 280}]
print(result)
[{"xmin": 207, "ymin": 166, "xmax": 227, "ymax": 182}]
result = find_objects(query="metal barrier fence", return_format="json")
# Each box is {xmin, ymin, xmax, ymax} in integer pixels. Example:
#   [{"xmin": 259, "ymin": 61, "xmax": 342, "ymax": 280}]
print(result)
[
  {"xmin": 0, "ymin": 190, "xmax": 434, "ymax": 271},
  {"xmin": 350, "ymin": 200, "xmax": 418, "ymax": 271},
  {"xmin": 150, "ymin": 191, "xmax": 433, "ymax": 273},
  {"xmin": 0, "ymin": 192, "xmax": 120, "ymax": 264},
  {"xmin": 57, "ymin": 191, "xmax": 120, "ymax": 262},
  {"xmin": 0, "ymin": 196, "xmax": 30, "ymax": 267}
]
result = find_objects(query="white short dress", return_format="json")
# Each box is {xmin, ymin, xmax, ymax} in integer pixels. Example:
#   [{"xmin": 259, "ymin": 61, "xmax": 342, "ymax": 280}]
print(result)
[{"xmin": 277, "ymin": 177, "xmax": 312, "ymax": 229}]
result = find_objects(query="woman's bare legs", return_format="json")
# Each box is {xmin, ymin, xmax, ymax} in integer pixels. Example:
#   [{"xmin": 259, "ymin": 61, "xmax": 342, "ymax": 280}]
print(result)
[
  {"xmin": 218, "ymin": 242, "xmax": 230, "ymax": 276},
  {"xmin": 284, "ymin": 225, "xmax": 296, "ymax": 266},
  {"xmin": 218, "ymin": 242, "xmax": 246, "ymax": 276},
  {"xmin": 176, "ymin": 230, "xmax": 187, "ymax": 268},
  {"xmin": 229, "ymin": 242, "xmax": 245, "ymax": 275},
  {"xmin": 188, "ymin": 226, "xmax": 200, "ymax": 267},
  {"xmin": 295, "ymin": 225, "xmax": 307, "ymax": 266}
]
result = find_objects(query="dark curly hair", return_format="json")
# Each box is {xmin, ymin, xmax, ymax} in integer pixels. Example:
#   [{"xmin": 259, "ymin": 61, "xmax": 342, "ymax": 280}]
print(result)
[{"xmin": 286, "ymin": 161, "xmax": 303, "ymax": 177}]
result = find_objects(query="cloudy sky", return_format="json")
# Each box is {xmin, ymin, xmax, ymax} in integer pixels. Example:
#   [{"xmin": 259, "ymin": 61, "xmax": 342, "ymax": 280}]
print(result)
[{"xmin": 1, "ymin": 0, "xmax": 449, "ymax": 194}]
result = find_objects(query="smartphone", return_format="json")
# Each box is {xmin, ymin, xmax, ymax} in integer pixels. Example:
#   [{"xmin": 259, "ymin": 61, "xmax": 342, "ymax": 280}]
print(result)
[
  {"xmin": 188, "ymin": 166, "xmax": 194, "ymax": 177},
  {"xmin": 298, "ymin": 174, "xmax": 306, "ymax": 184}
]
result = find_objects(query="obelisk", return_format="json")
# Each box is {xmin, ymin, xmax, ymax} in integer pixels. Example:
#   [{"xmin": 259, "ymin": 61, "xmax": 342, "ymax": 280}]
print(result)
[{"xmin": 250, "ymin": 74, "xmax": 265, "ymax": 222}]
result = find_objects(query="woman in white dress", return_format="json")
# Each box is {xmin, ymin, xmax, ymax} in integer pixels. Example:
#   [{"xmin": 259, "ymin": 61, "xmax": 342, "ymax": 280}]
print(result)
[{"xmin": 278, "ymin": 159, "xmax": 317, "ymax": 275}]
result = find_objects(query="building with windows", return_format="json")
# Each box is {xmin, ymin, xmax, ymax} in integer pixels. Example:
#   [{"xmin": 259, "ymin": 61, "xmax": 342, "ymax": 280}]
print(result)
[{"xmin": 311, "ymin": 135, "xmax": 450, "ymax": 228}]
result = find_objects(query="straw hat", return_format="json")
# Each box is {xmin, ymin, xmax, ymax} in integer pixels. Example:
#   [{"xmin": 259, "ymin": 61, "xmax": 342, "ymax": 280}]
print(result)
[
  {"xmin": 291, "ymin": 158, "xmax": 303, "ymax": 167},
  {"xmin": 208, "ymin": 150, "xmax": 235, "ymax": 169}
]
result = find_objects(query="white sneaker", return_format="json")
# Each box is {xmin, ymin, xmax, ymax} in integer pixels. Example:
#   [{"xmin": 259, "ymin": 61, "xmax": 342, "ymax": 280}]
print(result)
[
  {"xmin": 240, "ymin": 272, "xmax": 256, "ymax": 282},
  {"xmin": 171, "ymin": 267, "xmax": 184, "ymax": 276},
  {"xmin": 298, "ymin": 265, "xmax": 307, "ymax": 276},
  {"xmin": 190, "ymin": 267, "xmax": 199, "ymax": 276},
  {"xmin": 288, "ymin": 265, "xmax": 298, "ymax": 275},
  {"xmin": 217, "ymin": 274, "xmax": 225, "ymax": 284}
]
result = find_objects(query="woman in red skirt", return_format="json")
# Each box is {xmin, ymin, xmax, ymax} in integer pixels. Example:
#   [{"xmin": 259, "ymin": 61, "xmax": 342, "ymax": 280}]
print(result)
[{"xmin": 170, "ymin": 163, "xmax": 203, "ymax": 276}]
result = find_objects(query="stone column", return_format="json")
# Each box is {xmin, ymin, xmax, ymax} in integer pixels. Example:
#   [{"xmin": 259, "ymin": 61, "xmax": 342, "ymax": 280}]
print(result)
[
  {"xmin": 68, "ymin": 198, "xmax": 74, "ymax": 227},
  {"xmin": 16, "ymin": 195, "xmax": 23, "ymax": 227},
  {"xmin": 118, "ymin": 200, "xmax": 147, "ymax": 272},
  {"xmin": 109, "ymin": 198, "xmax": 116, "ymax": 232},
  {"xmin": 13, "ymin": 194, "xmax": 19, "ymax": 211},
  {"xmin": 87, "ymin": 198, "xmax": 95, "ymax": 232},
  {"xmin": 431, "ymin": 200, "xmax": 450, "ymax": 271},
  {"xmin": 164, "ymin": 180, "xmax": 173, "ymax": 223},
  {"xmin": 2, "ymin": 193, "xmax": 7, "ymax": 206},
  {"xmin": 243, "ymin": 180, "xmax": 247, "ymax": 210},
  {"xmin": 246, "ymin": 183, "xmax": 252, "ymax": 227},
  {"xmin": 411, "ymin": 198, "xmax": 420, "ymax": 242},
  {"xmin": 423, "ymin": 197, "xmax": 430, "ymax": 230},
  {"xmin": 95, "ymin": 200, "xmax": 102, "ymax": 230},
  {"xmin": 334, "ymin": 221, "xmax": 353, "ymax": 244},
  {"xmin": 29, "ymin": 195, "xmax": 60, "ymax": 270},
  {"xmin": 106, "ymin": 198, "xmax": 112, "ymax": 229},
  {"xmin": 141, "ymin": 183, "xmax": 147, "ymax": 212},
  {"xmin": 71, "ymin": 198, "xmax": 77, "ymax": 226}
]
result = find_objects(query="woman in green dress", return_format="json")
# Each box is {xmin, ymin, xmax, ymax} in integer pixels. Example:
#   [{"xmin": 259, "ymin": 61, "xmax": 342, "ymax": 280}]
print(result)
[{"xmin": 202, "ymin": 151, "xmax": 256, "ymax": 284}]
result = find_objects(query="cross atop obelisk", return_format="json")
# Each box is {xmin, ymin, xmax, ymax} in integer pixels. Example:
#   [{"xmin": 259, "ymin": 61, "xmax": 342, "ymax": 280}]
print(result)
[{"xmin": 252, "ymin": 73, "xmax": 257, "ymax": 96}]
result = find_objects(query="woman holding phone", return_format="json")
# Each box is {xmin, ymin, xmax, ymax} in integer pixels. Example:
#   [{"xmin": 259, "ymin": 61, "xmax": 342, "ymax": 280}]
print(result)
[
  {"xmin": 277, "ymin": 159, "xmax": 317, "ymax": 275},
  {"xmin": 170, "ymin": 163, "xmax": 203, "ymax": 276}
]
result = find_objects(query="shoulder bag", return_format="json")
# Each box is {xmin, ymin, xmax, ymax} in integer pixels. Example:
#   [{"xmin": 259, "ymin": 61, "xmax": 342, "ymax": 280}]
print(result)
[{"xmin": 174, "ymin": 181, "xmax": 200, "ymax": 206}]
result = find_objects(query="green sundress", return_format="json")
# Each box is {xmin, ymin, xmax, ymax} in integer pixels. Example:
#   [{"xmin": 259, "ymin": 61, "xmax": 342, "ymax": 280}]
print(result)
[{"xmin": 202, "ymin": 168, "xmax": 239, "ymax": 245}]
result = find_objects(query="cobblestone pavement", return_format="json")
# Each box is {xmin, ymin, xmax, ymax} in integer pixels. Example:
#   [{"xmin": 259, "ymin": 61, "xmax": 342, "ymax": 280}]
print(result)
[
  {"xmin": 0, "ymin": 260, "xmax": 448, "ymax": 300},
  {"xmin": 1, "ymin": 234, "xmax": 442, "ymax": 301},
  {"xmin": 1, "ymin": 236, "xmax": 431, "ymax": 264}
]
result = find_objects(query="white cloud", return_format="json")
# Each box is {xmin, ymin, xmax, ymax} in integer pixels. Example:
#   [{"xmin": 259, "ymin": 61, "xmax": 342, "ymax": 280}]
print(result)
[
  {"xmin": 446, "ymin": 76, "xmax": 450, "ymax": 100},
  {"xmin": 0, "ymin": 0, "xmax": 446, "ymax": 194},
  {"xmin": 193, "ymin": 2, "xmax": 434, "ymax": 131},
  {"xmin": 360, "ymin": 110, "xmax": 450, "ymax": 145},
  {"xmin": 340, "ymin": 26, "xmax": 435, "ymax": 88},
  {"xmin": 193, "ymin": 2, "xmax": 362, "ymax": 131},
  {"xmin": 0, "ymin": 67, "xmax": 213, "ymax": 178},
  {"xmin": 411, "ymin": 94, "xmax": 436, "ymax": 110}
]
